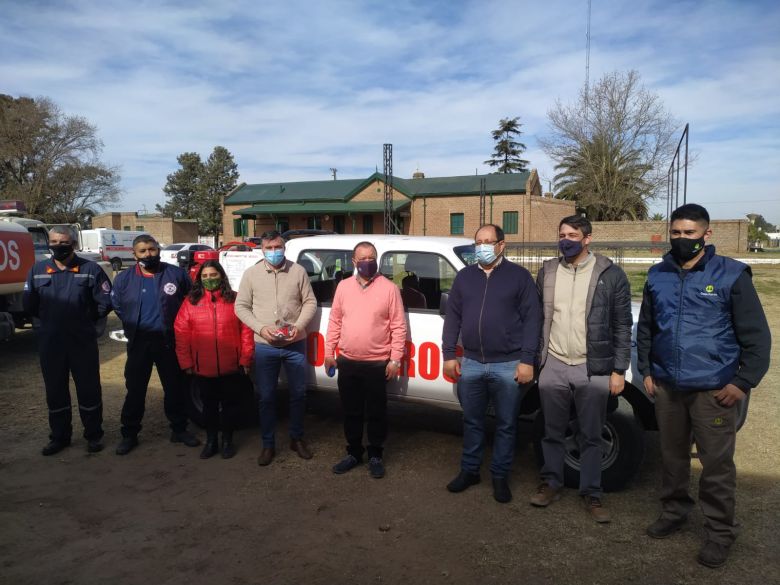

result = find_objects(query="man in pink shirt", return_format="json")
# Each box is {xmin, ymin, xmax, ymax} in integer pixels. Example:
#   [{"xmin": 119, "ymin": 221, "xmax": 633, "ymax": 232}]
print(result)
[{"xmin": 324, "ymin": 241, "xmax": 407, "ymax": 479}]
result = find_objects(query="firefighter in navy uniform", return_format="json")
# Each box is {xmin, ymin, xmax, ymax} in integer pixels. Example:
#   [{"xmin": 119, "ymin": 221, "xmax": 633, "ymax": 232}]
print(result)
[
  {"xmin": 111, "ymin": 234, "xmax": 199, "ymax": 455},
  {"xmin": 23, "ymin": 226, "xmax": 112, "ymax": 456}
]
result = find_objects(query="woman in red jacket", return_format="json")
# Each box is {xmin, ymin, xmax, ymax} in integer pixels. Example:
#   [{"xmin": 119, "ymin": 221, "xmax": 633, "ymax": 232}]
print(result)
[{"xmin": 174, "ymin": 260, "xmax": 254, "ymax": 459}]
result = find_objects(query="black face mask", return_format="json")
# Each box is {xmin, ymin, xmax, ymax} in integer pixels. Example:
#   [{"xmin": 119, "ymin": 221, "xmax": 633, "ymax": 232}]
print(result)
[
  {"xmin": 669, "ymin": 236, "xmax": 705, "ymax": 263},
  {"xmin": 50, "ymin": 244, "xmax": 74, "ymax": 262},
  {"xmin": 138, "ymin": 255, "xmax": 161, "ymax": 270}
]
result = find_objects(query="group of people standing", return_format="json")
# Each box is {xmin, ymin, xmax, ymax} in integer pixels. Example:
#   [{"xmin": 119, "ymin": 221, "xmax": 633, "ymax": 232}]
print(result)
[{"xmin": 22, "ymin": 203, "xmax": 770, "ymax": 569}]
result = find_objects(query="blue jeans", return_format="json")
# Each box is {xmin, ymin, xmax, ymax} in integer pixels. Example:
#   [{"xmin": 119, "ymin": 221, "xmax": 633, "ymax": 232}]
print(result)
[
  {"xmin": 457, "ymin": 357, "xmax": 528, "ymax": 478},
  {"xmin": 254, "ymin": 341, "xmax": 307, "ymax": 448}
]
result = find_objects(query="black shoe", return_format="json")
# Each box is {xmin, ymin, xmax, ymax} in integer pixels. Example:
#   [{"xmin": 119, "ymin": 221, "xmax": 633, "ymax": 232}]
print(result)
[
  {"xmin": 492, "ymin": 477, "xmax": 512, "ymax": 503},
  {"xmin": 116, "ymin": 436, "xmax": 139, "ymax": 455},
  {"xmin": 646, "ymin": 516, "xmax": 687, "ymax": 539},
  {"xmin": 697, "ymin": 540, "xmax": 731, "ymax": 568},
  {"xmin": 368, "ymin": 457, "xmax": 385, "ymax": 479},
  {"xmin": 332, "ymin": 454, "xmax": 361, "ymax": 474},
  {"xmin": 446, "ymin": 470, "xmax": 481, "ymax": 493},
  {"xmin": 200, "ymin": 433, "xmax": 219, "ymax": 459},
  {"xmin": 42, "ymin": 439, "xmax": 70, "ymax": 456},
  {"xmin": 86, "ymin": 440, "xmax": 104, "ymax": 453},
  {"xmin": 221, "ymin": 432, "xmax": 236, "ymax": 459},
  {"xmin": 170, "ymin": 430, "xmax": 201, "ymax": 447}
]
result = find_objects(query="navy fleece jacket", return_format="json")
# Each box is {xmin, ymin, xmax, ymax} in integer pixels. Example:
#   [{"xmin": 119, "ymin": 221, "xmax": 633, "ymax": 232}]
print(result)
[{"xmin": 442, "ymin": 258, "xmax": 542, "ymax": 365}]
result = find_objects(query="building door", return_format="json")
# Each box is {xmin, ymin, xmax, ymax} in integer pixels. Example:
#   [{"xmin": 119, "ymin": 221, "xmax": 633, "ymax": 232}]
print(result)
[{"xmin": 333, "ymin": 215, "xmax": 346, "ymax": 234}]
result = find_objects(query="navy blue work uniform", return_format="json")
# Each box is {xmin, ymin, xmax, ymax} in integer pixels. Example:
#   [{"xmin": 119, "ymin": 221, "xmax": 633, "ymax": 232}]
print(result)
[
  {"xmin": 111, "ymin": 262, "xmax": 192, "ymax": 438},
  {"xmin": 23, "ymin": 256, "xmax": 112, "ymax": 443}
]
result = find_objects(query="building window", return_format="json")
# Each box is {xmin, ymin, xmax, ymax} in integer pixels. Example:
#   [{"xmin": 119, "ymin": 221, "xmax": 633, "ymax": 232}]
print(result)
[
  {"xmin": 233, "ymin": 218, "xmax": 248, "ymax": 237},
  {"xmin": 308, "ymin": 215, "xmax": 322, "ymax": 230},
  {"xmin": 333, "ymin": 215, "xmax": 345, "ymax": 234},
  {"xmin": 123, "ymin": 226, "xmax": 131, "ymax": 231},
  {"xmin": 502, "ymin": 211, "xmax": 518, "ymax": 235},
  {"xmin": 276, "ymin": 217, "xmax": 289, "ymax": 233},
  {"xmin": 136, "ymin": 225, "xmax": 144, "ymax": 231},
  {"xmin": 362, "ymin": 215, "xmax": 373, "ymax": 234},
  {"xmin": 450, "ymin": 213, "xmax": 464, "ymax": 235}
]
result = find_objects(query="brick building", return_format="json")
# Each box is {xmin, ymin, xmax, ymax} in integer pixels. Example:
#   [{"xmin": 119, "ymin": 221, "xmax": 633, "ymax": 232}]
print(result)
[
  {"xmin": 223, "ymin": 169, "xmax": 575, "ymax": 242},
  {"xmin": 92, "ymin": 212, "xmax": 199, "ymax": 246}
]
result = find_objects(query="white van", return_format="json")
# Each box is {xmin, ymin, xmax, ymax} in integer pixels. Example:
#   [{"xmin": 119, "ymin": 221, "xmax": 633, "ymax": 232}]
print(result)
[{"xmin": 81, "ymin": 228, "xmax": 148, "ymax": 271}]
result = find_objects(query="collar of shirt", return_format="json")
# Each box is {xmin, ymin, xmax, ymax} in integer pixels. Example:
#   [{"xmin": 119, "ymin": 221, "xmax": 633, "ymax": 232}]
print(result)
[
  {"xmin": 355, "ymin": 273, "xmax": 378, "ymax": 289},
  {"xmin": 561, "ymin": 251, "xmax": 594, "ymax": 270},
  {"xmin": 478, "ymin": 255, "xmax": 503, "ymax": 274},
  {"xmin": 46, "ymin": 258, "xmax": 79, "ymax": 273}
]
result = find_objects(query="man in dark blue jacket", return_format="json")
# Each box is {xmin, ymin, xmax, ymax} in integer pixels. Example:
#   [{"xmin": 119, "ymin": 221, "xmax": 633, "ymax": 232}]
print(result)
[
  {"xmin": 442, "ymin": 224, "xmax": 542, "ymax": 503},
  {"xmin": 638, "ymin": 204, "xmax": 771, "ymax": 569},
  {"xmin": 23, "ymin": 226, "xmax": 112, "ymax": 455},
  {"xmin": 111, "ymin": 234, "xmax": 198, "ymax": 455}
]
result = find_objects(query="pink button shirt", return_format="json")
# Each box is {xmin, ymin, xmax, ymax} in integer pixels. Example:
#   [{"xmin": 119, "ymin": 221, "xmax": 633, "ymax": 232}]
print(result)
[{"xmin": 325, "ymin": 274, "xmax": 407, "ymax": 362}]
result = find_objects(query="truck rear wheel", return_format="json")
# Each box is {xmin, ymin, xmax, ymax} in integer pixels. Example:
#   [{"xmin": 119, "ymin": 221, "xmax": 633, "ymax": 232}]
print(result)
[{"xmin": 533, "ymin": 407, "xmax": 645, "ymax": 492}]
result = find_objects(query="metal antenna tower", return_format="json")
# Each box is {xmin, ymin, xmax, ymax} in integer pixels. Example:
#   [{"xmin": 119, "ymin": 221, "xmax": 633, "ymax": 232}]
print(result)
[
  {"xmin": 585, "ymin": 0, "xmax": 592, "ymax": 112},
  {"xmin": 330, "ymin": 167, "xmax": 338, "ymax": 180},
  {"xmin": 383, "ymin": 144, "xmax": 398, "ymax": 234}
]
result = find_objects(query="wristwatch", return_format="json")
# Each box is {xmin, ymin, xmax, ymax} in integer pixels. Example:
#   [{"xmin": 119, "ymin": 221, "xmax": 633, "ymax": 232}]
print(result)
[{"xmin": 390, "ymin": 360, "xmax": 401, "ymax": 367}]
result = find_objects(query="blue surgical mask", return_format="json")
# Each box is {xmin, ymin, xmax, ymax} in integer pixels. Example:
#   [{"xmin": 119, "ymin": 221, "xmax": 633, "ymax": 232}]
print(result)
[
  {"xmin": 264, "ymin": 249, "xmax": 285, "ymax": 266},
  {"xmin": 559, "ymin": 239, "xmax": 584, "ymax": 259},
  {"xmin": 475, "ymin": 243, "xmax": 497, "ymax": 265}
]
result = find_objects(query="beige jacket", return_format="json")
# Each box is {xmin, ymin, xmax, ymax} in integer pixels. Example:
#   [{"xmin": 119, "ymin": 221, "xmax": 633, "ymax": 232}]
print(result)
[
  {"xmin": 235, "ymin": 259, "xmax": 317, "ymax": 345},
  {"xmin": 547, "ymin": 253, "xmax": 596, "ymax": 365}
]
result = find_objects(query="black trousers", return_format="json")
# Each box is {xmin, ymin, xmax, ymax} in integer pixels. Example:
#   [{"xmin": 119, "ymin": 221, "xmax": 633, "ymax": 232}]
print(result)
[
  {"xmin": 197, "ymin": 372, "xmax": 244, "ymax": 433},
  {"xmin": 120, "ymin": 333, "xmax": 188, "ymax": 438},
  {"xmin": 336, "ymin": 357, "xmax": 388, "ymax": 459},
  {"xmin": 39, "ymin": 333, "xmax": 103, "ymax": 442}
]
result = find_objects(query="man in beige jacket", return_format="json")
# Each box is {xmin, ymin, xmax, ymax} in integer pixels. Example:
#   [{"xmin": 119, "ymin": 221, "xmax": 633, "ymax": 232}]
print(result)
[{"xmin": 235, "ymin": 230, "xmax": 316, "ymax": 466}]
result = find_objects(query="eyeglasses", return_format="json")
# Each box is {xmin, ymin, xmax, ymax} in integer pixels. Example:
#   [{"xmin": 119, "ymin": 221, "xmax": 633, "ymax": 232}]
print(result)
[{"xmin": 475, "ymin": 240, "xmax": 500, "ymax": 246}]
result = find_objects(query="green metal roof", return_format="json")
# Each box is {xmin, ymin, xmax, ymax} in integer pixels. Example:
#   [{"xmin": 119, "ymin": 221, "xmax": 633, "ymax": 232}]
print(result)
[
  {"xmin": 225, "ymin": 171, "xmax": 529, "ymax": 206},
  {"xmin": 233, "ymin": 199, "xmax": 410, "ymax": 217}
]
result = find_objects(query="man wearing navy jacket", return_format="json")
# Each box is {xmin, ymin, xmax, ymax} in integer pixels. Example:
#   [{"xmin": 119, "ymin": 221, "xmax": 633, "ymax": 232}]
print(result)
[
  {"xmin": 638, "ymin": 204, "xmax": 771, "ymax": 568},
  {"xmin": 111, "ymin": 234, "xmax": 199, "ymax": 455},
  {"xmin": 443, "ymin": 224, "xmax": 542, "ymax": 503}
]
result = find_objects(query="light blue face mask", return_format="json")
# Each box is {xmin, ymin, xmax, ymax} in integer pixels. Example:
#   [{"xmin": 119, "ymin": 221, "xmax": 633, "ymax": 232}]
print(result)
[
  {"xmin": 475, "ymin": 243, "xmax": 497, "ymax": 265},
  {"xmin": 264, "ymin": 249, "xmax": 285, "ymax": 266}
]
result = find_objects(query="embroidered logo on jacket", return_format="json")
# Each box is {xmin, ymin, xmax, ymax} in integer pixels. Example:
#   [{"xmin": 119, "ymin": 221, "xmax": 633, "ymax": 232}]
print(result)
[{"xmin": 163, "ymin": 283, "xmax": 178, "ymax": 295}]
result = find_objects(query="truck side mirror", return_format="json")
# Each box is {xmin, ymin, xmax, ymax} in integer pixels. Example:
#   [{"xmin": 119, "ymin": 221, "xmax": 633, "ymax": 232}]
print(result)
[{"xmin": 439, "ymin": 292, "xmax": 449, "ymax": 317}]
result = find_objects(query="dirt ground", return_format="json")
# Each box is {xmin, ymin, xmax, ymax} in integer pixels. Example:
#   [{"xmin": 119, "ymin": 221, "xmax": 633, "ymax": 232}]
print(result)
[{"xmin": 1, "ymin": 268, "xmax": 779, "ymax": 585}]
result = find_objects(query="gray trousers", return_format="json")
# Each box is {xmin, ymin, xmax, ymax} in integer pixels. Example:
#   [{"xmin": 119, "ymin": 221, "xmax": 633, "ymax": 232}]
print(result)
[
  {"xmin": 654, "ymin": 384, "xmax": 739, "ymax": 544},
  {"xmin": 539, "ymin": 355, "xmax": 610, "ymax": 497}
]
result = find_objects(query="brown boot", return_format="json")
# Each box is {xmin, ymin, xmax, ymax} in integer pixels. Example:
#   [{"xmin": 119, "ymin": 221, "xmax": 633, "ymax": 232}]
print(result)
[
  {"xmin": 583, "ymin": 496, "xmax": 611, "ymax": 523},
  {"xmin": 257, "ymin": 447, "xmax": 275, "ymax": 466},
  {"xmin": 529, "ymin": 482, "xmax": 561, "ymax": 507},
  {"xmin": 290, "ymin": 438, "xmax": 313, "ymax": 460}
]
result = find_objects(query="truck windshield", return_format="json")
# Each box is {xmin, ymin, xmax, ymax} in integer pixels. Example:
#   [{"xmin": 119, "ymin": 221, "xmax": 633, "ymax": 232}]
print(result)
[
  {"xmin": 454, "ymin": 244, "xmax": 477, "ymax": 266},
  {"xmin": 29, "ymin": 228, "xmax": 49, "ymax": 252}
]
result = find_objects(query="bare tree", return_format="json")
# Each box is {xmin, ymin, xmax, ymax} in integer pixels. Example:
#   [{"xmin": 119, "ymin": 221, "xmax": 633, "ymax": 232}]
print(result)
[
  {"xmin": 540, "ymin": 71, "xmax": 679, "ymax": 220},
  {"xmin": 0, "ymin": 94, "xmax": 120, "ymax": 222}
]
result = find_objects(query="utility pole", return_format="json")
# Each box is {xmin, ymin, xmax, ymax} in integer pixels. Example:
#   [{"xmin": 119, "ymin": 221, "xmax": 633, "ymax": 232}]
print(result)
[
  {"xmin": 330, "ymin": 168, "xmax": 338, "ymax": 180},
  {"xmin": 479, "ymin": 177, "xmax": 487, "ymax": 225},
  {"xmin": 383, "ymin": 144, "xmax": 400, "ymax": 234}
]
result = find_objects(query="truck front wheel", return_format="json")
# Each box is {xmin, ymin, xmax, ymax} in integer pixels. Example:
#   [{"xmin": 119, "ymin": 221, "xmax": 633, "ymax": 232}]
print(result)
[{"xmin": 533, "ymin": 408, "xmax": 645, "ymax": 492}]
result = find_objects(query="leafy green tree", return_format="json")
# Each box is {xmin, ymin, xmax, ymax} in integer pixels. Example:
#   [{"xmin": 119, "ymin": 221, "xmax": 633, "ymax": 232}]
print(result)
[
  {"xmin": 651, "ymin": 212, "xmax": 665, "ymax": 221},
  {"xmin": 156, "ymin": 152, "xmax": 204, "ymax": 218},
  {"xmin": 198, "ymin": 146, "xmax": 239, "ymax": 239},
  {"xmin": 0, "ymin": 94, "xmax": 120, "ymax": 222},
  {"xmin": 484, "ymin": 117, "xmax": 529, "ymax": 173},
  {"xmin": 540, "ymin": 71, "xmax": 678, "ymax": 220}
]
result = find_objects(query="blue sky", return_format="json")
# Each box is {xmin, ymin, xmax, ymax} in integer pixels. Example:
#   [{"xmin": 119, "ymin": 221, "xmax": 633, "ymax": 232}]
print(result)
[{"xmin": 2, "ymin": 0, "xmax": 779, "ymax": 224}]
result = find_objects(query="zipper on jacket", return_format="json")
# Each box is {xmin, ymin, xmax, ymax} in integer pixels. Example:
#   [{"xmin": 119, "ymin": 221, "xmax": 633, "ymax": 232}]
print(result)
[
  {"xmin": 566, "ymin": 265, "xmax": 578, "ymax": 363},
  {"xmin": 478, "ymin": 271, "xmax": 491, "ymax": 362},
  {"xmin": 212, "ymin": 294, "xmax": 221, "ymax": 376},
  {"xmin": 674, "ymin": 273, "xmax": 686, "ymax": 385}
]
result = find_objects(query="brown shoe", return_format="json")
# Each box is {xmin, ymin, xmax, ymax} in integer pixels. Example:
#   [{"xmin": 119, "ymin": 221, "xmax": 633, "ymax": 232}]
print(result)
[
  {"xmin": 583, "ymin": 496, "xmax": 611, "ymax": 523},
  {"xmin": 290, "ymin": 438, "xmax": 313, "ymax": 460},
  {"xmin": 257, "ymin": 447, "xmax": 275, "ymax": 466},
  {"xmin": 530, "ymin": 482, "xmax": 561, "ymax": 507}
]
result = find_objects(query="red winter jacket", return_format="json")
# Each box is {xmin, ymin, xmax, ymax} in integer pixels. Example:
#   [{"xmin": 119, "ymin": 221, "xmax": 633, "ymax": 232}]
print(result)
[{"xmin": 174, "ymin": 291, "xmax": 254, "ymax": 377}]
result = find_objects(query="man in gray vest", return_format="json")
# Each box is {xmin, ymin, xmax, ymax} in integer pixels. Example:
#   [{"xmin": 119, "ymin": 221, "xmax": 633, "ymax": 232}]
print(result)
[{"xmin": 530, "ymin": 215, "xmax": 632, "ymax": 523}]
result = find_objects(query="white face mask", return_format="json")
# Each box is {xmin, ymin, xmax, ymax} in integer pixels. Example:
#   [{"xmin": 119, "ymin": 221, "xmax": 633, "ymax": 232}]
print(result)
[{"xmin": 475, "ymin": 243, "xmax": 497, "ymax": 265}]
